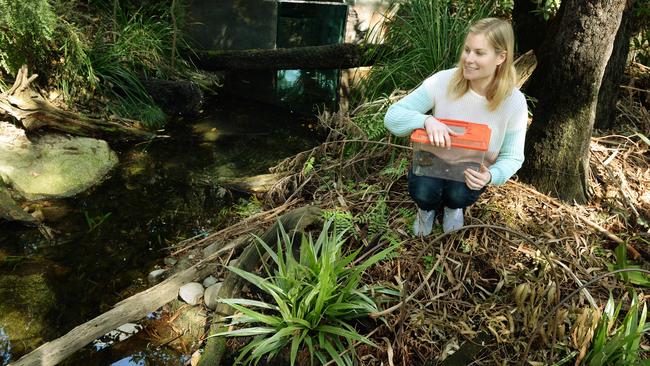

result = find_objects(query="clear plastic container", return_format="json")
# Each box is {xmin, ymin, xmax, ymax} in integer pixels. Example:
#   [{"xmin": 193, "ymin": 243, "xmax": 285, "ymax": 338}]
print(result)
[{"xmin": 410, "ymin": 120, "xmax": 491, "ymax": 182}]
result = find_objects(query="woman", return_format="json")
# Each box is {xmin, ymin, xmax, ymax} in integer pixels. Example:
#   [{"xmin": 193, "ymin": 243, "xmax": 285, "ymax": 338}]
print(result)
[{"xmin": 384, "ymin": 17, "xmax": 528, "ymax": 236}]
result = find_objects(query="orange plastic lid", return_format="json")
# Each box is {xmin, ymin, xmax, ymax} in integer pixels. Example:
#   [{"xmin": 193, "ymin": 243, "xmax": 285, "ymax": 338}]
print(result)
[{"xmin": 410, "ymin": 119, "xmax": 491, "ymax": 151}]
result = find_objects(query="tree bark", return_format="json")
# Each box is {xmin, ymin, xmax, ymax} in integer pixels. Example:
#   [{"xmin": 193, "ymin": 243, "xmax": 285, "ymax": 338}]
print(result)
[
  {"xmin": 595, "ymin": 0, "xmax": 637, "ymax": 130},
  {"xmin": 519, "ymin": 0, "xmax": 628, "ymax": 203},
  {"xmin": 0, "ymin": 66, "xmax": 156, "ymax": 142},
  {"xmin": 192, "ymin": 43, "xmax": 382, "ymax": 71}
]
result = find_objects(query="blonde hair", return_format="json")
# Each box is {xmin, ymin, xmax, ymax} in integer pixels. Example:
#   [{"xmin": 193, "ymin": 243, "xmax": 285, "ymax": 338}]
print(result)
[{"xmin": 447, "ymin": 18, "xmax": 517, "ymax": 111}]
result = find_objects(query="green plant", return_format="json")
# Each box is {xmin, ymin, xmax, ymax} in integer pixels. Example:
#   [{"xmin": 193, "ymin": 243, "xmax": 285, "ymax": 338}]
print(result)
[
  {"xmin": 84, "ymin": 211, "xmax": 112, "ymax": 232},
  {"xmin": 380, "ymin": 157, "xmax": 409, "ymax": 179},
  {"xmin": 356, "ymin": 198, "xmax": 401, "ymax": 246},
  {"xmin": 358, "ymin": 0, "xmax": 496, "ymax": 103},
  {"xmin": 0, "ymin": 0, "xmax": 58, "ymax": 76},
  {"xmin": 582, "ymin": 291, "xmax": 650, "ymax": 365},
  {"xmin": 214, "ymin": 219, "xmax": 397, "ymax": 365},
  {"xmin": 88, "ymin": 3, "xmax": 180, "ymax": 128},
  {"xmin": 608, "ymin": 244, "xmax": 650, "ymax": 287},
  {"xmin": 323, "ymin": 209, "xmax": 355, "ymax": 235},
  {"xmin": 233, "ymin": 197, "xmax": 264, "ymax": 218},
  {"xmin": 531, "ymin": 0, "xmax": 561, "ymax": 21}
]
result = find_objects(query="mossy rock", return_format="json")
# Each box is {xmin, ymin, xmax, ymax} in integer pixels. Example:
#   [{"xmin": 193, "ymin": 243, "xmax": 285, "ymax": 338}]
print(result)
[
  {"xmin": 0, "ymin": 122, "xmax": 118, "ymax": 200},
  {"xmin": 0, "ymin": 272, "xmax": 57, "ymax": 359}
]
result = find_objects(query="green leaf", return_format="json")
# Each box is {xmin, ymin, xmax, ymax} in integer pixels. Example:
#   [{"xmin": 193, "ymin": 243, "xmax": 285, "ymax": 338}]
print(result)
[
  {"xmin": 218, "ymin": 298, "xmax": 280, "ymax": 311},
  {"xmin": 290, "ymin": 329, "xmax": 309, "ymax": 366},
  {"xmin": 252, "ymin": 233, "xmax": 279, "ymax": 267},
  {"xmin": 211, "ymin": 326, "xmax": 276, "ymax": 338},
  {"xmin": 319, "ymin": 335, "xmax": 347, "ymax": 366},
  {"xmin": 316, "ymin": 324, "xmax": 375, "ymax": 347},
  {"xmin": 220, "ymin": 302, "xmax": 282, "ymax": 327}
]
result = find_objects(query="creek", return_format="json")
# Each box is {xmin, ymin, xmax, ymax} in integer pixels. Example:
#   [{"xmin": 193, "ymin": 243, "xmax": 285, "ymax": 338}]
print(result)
[{"xmin": 0, "ymin": 95, "xmax": 321, "ymax": 365}]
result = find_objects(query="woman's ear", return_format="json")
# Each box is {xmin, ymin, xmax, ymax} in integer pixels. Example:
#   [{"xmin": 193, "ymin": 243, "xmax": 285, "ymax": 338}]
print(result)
[{"xmin": 497, "ymin": 51, "xmax": 507, "ymax": 66}]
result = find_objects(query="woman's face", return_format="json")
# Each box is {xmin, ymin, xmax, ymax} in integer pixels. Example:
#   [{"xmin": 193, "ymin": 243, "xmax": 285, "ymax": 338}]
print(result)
[{"xmin": 461, "ymin": 32, "xmax": 506, "ymax": 86}]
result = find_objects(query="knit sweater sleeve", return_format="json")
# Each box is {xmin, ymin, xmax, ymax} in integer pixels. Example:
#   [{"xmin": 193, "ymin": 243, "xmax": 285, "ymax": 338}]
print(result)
[
  {"xmin": 384, "ymin": 83, "xmax": 434, "ymax": 137},
  {"xmin": 488, "ymin": 102, "xmax": 528, "ymax": 185}
]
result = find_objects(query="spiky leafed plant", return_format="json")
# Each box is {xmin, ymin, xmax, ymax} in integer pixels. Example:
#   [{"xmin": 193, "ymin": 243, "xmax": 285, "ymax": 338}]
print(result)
[{"xmin": 213, "ymin": 218, "xmax": 397, "ymax": 365}]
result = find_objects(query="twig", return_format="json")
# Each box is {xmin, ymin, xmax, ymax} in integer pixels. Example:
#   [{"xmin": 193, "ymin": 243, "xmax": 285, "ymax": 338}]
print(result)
[
  {"xmin": 620, "ymin": 85, "xmax": 650, "ymax": 94},
  {"xmin": 509, "ymin": 181, "xmax": 640, "ymax": 259}
]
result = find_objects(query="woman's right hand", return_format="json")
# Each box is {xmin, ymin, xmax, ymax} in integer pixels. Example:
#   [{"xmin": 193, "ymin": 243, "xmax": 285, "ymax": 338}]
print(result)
[{"xmin": 424, "ymin": 116, "xmax": 458, "ymax": 148}]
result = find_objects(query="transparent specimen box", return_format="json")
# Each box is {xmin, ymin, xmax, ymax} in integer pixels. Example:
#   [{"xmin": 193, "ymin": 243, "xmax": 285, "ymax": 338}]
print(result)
[{"xmin": 410, "ymin": 120, "xmax": 491, "ymax": 182}]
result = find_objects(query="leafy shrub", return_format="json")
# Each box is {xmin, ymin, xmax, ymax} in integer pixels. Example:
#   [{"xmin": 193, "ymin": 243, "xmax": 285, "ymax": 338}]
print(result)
[
  {"xmin": 214, "ymin": 219, "xmax": 397, "ymax": 365},
  {"xmin": 358, "ymin": 0, "xmax": 497, "ymax": 103},
  {"xmin": 0, "ymin": 0, "xmax": 58, "ymax": 76},
  {"xmin": 582, "ymin": 291, "xmax": 650, "ymax": 365}
]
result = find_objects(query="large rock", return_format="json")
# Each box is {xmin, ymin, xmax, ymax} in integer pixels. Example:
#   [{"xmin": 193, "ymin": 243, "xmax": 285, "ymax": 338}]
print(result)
[
  {"xmin": 0, "ymin": 122, "xmax": 118, "ymax": 200},
  {"xmin": 0, "ymin": 272, "xmax": 57, "ymax": 359}
]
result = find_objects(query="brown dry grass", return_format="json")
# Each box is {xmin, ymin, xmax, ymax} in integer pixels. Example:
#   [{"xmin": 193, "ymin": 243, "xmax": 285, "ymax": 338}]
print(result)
[{"xmin": 179, "ymin": 71, "xmax": 650, "ymax": 365}]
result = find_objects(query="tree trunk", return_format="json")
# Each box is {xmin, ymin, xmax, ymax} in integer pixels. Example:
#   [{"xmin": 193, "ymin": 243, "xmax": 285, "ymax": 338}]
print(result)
[
  {"xmin": 595, "ymin": 0, "xmax": 637, "ymax": 130},
  {"xmin": 192, "ymin": 43, "xmax": 382, "ymax": 71},
  {"xmin": 0, "ymin": 66, "xmax": 156, "ymax": 142},
  {"xmin": 519, "ymin": 0, "xmax": 627, "ymax": 203}
]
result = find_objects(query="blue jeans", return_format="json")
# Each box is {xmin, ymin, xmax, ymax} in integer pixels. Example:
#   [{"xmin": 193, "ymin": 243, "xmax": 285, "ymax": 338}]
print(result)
[{"xmin": 408, "ymin": 169, "xmax": 485, "ymax": 211}]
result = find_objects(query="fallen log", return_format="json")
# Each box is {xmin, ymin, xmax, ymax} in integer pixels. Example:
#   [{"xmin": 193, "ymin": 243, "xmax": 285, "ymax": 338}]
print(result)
[
  {"xmin": 0, "ymin": 66, "xmax": 156, "ymax": 142},
  {"xmin": 197, "ymin": 205, "xmax": 322, "ymax": 366},
  {"xmin": 9, "ymin": 258, "xmax": 220, "ymax": 366},
  {"xmin": 218, "ymin": 172, "xmax": 285, "ymax": 195},
  {"xmin": 192, "ymin": 43, "xmax": 384, "ymax": 71}
]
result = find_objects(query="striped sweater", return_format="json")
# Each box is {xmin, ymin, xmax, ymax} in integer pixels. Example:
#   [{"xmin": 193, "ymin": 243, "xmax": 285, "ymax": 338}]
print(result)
[{"xmin": 384, "ymin": 68, "xmax": 528, "ymax": 185}]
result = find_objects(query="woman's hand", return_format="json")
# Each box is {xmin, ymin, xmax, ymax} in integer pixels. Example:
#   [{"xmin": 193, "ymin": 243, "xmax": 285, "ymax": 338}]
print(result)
[
  {"xmin": 424, "ymin": 116, "xmax": 458, "ymax": 148},
  {"xmin": 464, "ymin": 164, "xmax": 491, "ymax": 190}
]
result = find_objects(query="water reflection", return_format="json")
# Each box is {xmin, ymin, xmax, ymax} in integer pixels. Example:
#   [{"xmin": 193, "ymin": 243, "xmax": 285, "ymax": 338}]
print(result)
[
  {"xmin": 109, "ymin": 351, "xmax": 188, "ymax": 366},
  {"xmin": 0, "ymin": 327, "xmax": 10, "ymax": 366},
  {"xmin": 0, "ymin": 96, "xmax": 320, "ymax": 364}
]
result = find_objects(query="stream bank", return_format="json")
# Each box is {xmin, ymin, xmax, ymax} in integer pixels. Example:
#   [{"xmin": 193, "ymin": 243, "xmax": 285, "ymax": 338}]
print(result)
[{"xmin": 0, "ymin": 95, "xmax": 321, "ymax": 365}]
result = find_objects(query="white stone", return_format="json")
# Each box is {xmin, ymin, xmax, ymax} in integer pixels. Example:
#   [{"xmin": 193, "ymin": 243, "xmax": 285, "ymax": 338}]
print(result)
[
  {"xmin": 147, "ymin": 269, "xmax": 167, "ymax": 285},
  {"xmin": 204, "ymin": 282, "xmax": 223, "ymax": 310},
  {"xmin": 202, "ymin": 275, "xmax": 218, "ymax": 288},
  {"xmin": 179, "ymin": 282, "xmax": 204, "ymax": 305}
]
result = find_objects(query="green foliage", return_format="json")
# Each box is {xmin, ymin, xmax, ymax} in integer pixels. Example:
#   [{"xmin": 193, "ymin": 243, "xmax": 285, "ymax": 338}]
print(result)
[
  {"xmin": 351, "ymin": 113, "xmax": 388, "ymax": 142},
  {"xmin": 88, "ymin": 4, "xmax": 181, "ymax": 128},
  {"xmin": 380, "ymin": 157, "xmax": 409, "ymax": 179},
  {"xmin": 84, "ymin": 211, "xmax": 112, "ymax": 233},
  {"xmin": 356, "ymin": 198, "xmax": 401, "ymax": 246},
  {"xmin": 358, "ymin": 0, "xmax": 497, "ymax": 102},
  {"xmin": 0, "ymin": 1, "xmax": 192, "ymax": 128},
  {"xmin": 0, "ymin": 0, "xmax": 58, "ymax": 76},
  {"xmin": 56, "ymin": 20, "xmax": 98, "ymax": 101},
  {"xmin": 323, "ymin": 191, "xmax": 400, "ymax": 246},
  {"xmin": 214, "ymin": 219, "xmax": 396, "ymax": 365},
  {"xmin": 302, "ymin": 157, "xmax": 316, "ymax": 176},
  {"xmin": 233, "ymin": 197, "xmax": 264, "ymax": 218},
  {"xmin": 323, "ymin": 209, "xmax": 355, "ymax": 236},
  {"xmin": 583, "ymin": 291, "xmax": 650, "ymax": 365},
  {"xmin": 608, "ymin": 244, "xmax": 650, "ymax": 287},
  {"xmin": 532, "ymin": 0, "xmax": 561, "ymax": 21}
]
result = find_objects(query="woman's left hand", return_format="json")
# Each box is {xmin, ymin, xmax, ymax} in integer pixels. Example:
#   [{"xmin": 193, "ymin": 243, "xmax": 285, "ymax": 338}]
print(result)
[{"xmin": 465, "ymin": 164, "xmax": 491, "ymax": 190}]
